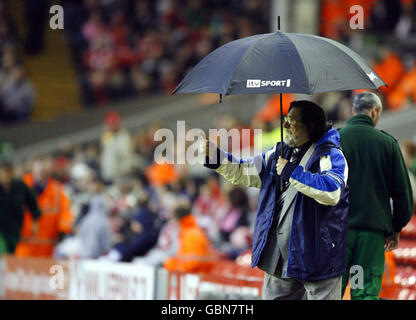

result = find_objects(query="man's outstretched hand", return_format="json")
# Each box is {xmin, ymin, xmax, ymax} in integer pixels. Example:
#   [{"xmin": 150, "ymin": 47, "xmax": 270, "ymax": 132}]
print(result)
[{"xmin": 199, "ymin": 133, "xmax": 218, "ymax": 160}]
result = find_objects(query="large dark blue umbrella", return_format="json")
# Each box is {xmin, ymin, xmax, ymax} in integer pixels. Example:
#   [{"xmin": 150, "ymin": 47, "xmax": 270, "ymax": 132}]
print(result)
[
  {"xmin": 172, "ymin": 21, "xmax": 386, "ymax": 188},
  {"xmin": 172, "ymin": 32, "xmax": 386, "ymax": 96}
]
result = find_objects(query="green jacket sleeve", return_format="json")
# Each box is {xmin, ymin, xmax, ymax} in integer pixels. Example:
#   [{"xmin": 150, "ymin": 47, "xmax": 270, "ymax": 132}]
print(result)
[
  {"xmin": 390, "ymin": 142, "xmax": 414, "ymax": 233},
  {"xmin": 23, "ymin": 182, "xmax": 41, "ymax": 220}
]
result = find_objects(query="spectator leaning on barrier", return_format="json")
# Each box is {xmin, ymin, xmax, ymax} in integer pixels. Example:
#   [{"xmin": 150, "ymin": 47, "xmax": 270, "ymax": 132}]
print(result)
[
  {"xmin": 202, "ymin": 100, "xmax": 349, "ymax": 300},
  {"xmin": 339, "ymin": 92, "xmax": 414, "ymax": 300},
  {"xmin": 0, "ymin": 160, "xmax": 41, "ymax": 255},
  {"xmin": 104, "ymin": 191, "xmax": 161, "ymax": 262},
  {"xmin": 132, "ymin": 216, "xmax": 179, "ymax": 267}
]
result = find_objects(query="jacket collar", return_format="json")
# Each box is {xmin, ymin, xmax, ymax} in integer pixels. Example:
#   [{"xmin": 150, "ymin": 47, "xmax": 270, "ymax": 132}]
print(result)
[
  {"xmin": 316, "ymin": 128, "xmax": 341, "ymax": 148},
  {"xmin": 346, "ymin": 114, "xmax": 375, "ymax": 127}
]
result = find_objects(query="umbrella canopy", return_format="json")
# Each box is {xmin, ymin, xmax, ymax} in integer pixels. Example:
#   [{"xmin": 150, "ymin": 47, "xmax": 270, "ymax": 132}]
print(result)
[{"xmin": 172, "ymin": 31, "xmax": 386, "ymax": 96}]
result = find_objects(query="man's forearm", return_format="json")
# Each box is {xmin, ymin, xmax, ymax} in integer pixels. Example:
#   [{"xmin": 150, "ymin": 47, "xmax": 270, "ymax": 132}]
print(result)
[{"xmin": 204, "ymin": 147, "xmax": 263, "ymax": 188}]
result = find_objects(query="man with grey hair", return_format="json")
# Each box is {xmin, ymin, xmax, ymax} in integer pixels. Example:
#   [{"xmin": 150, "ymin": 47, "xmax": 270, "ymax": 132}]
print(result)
[
  {"xmin": 351, "ymin": 91, "xmax": 383, "ymax": 122},
  {"xmin": 339, "ymin": 91, "xmax": 413, "ymax": 299}
]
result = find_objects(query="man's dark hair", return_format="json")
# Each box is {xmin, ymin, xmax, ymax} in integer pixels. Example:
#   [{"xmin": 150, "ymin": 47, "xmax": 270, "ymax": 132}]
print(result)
[
  {"xmin": 173, "ymin": 203, "xmax": 191, "ymax": 220},
  {"xmin": 352, "ymin": 92, "xmax": 382, "ymax": 114},
  {"xmin": 288, "ymin": 100, "xmax": 331, "ymax": 142}
]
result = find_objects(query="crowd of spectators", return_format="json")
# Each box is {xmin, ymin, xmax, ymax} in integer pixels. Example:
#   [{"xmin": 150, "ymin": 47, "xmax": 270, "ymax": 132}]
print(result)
[
  {"xmin": 0, "ymin": 0, "xmax": 35, "ymax": 123},
  {"xmin": 2, "ymin": 0, "xmax": 416, "ymax": 124},
  {"xmin": 61, "ymin": 0, "xmax": 271, "ymax": 106},
  {"xmin": 58, "ymin": 0, "xmax": 416, "ymax": 115},
  {"xmin": 9, "ymin": 112, "xmax": 258, "ymax": 267},
  {"xmin": 317, "ymin": 0, "xmax": 416, "ymax": 118}
]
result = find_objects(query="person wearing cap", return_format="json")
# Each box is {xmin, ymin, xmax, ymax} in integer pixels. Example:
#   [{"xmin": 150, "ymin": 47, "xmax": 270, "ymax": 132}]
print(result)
[
  {"xmin": 0, "ymin": 161, "xmax": 41, "ymax": 255},
  {"xmin": 339, "ymin": 91, "xmax": 413, "ymax": 300},
  {"xmin": 101, "ymin": 111, "xmax": 133, "ymax": 182}
]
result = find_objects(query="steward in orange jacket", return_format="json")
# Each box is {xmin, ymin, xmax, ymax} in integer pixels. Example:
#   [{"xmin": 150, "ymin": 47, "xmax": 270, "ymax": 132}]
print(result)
[
  {"xmin": 164, "ymin": 203, "xmax": 217, "ymax": 273},
  {"xmin": 15, "ymin": 166, "xmax": 73, "ymax": 258},
  {"xmin": 382, "ymin": 251, "xmax": 397, "ymax": 288}
]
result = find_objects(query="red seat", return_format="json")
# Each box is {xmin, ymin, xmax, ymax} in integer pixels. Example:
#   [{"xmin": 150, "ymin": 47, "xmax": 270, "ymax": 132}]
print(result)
[
  {"xmin": 393, "ymin": 239, "xmax": 416, "ymax": 266},
  {"xmin": 393, "ymin": 266, "xmax": 416, "ymax": 288},
  {"xmin": 400, "ymin": 215, "xmax": 416, "ymax": 239}
]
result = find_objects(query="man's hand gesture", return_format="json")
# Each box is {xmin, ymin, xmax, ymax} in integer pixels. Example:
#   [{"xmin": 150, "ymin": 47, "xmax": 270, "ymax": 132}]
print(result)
[{"xmin": 199, "ymin": 133, "xmax": 217, "ymax": 161}]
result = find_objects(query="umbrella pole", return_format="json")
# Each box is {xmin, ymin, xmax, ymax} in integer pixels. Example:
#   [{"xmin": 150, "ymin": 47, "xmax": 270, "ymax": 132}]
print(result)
[
  {"xmin": 277, "ymin": 16, "xmax": 284, "ymax": 191},
  {"xmin": 280, "ymin": 93, "xmax": 284, "ymax": 191}
]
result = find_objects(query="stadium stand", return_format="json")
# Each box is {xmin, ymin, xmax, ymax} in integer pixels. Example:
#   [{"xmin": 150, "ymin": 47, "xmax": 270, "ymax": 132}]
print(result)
[
  {"xmin": 0, "ymin": 0, "xmax": 36, "ymax": 123},
  {"xmin": 61, "ymin": 0, "xmax": 271, "ymax": 106}
]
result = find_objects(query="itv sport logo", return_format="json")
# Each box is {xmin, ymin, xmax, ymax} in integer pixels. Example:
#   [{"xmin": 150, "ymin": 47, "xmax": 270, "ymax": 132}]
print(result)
[{"xmin": 246, "ymin": 79, "xmax": 291, "ymax": 88}]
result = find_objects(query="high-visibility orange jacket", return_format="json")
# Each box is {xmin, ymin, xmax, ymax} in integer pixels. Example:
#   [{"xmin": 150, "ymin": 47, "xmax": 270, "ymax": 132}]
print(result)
[
  {"xmin": 164, "ymin": 215, "xmax": 216, "ymax": 273},
  {"xmin": 373, "ymin": 53, "xmax": 404, "ymax": 95},
  {"xmin": 146, "ymin": 162, "xmax": 179, "ymax": 187},
  {"xmin": 387, "ymin": 68, "xmax": 416, "ymax": 110},
  {"xmin": 382, "ymin": 251, "xmax": 397, "ymax": 288},
  {"xmin": 14, "ymin": 173, "xmax": 73, "ymax": 257}
]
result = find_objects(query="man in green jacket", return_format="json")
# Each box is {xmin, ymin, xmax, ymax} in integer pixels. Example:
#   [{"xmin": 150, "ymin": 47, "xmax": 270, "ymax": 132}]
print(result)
[
  {"xmin": 0, "ymin": 161, "xmax": 41, "ymax": 255},
  {"xmin": 339, "ymin": 92, "xmax": 413, "ymax": 300}
]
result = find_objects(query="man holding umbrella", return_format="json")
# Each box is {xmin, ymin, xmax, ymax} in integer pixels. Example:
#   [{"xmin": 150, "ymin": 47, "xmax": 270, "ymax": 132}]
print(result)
[
  {"xmin": 339, "ymin": 92, "xmax": 413, "ymax": 300},
  {"xmin": 201, "ymin": 100, "xmax": 349, "ymax": 300},
  {"xmin": 173, "ymin": 18, "xmax": 391, "ymax": 300}
]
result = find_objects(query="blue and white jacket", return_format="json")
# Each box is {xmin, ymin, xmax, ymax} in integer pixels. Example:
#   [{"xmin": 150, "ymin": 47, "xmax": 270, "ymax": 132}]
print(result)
[{"xmin": 205, "ymin": 128, "xmax": 349, "ymax": 281}]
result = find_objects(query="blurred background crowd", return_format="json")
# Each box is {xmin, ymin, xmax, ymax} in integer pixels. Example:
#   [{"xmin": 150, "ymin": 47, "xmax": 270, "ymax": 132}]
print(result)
[
  {"xmin": 0, "ymin": 0, "xmax": 416, "ymax": 274},
  {"xmin": 1, "ymin": 107, "xmax": 415, "ymax": 271},
  {"xmin": 1, "ymin": 111, "xmax": 260, "ymax": 270},
  {"xmin": 63, "ymin": 0, "xmax": 270, "ymax": 106},
  {"xmin": 0, "ymin": 0, "xmax": 416, "ymax": 123},
  {"xmin": 0, "ymin": 0, "xmax": 34, "ymax": 122}
]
